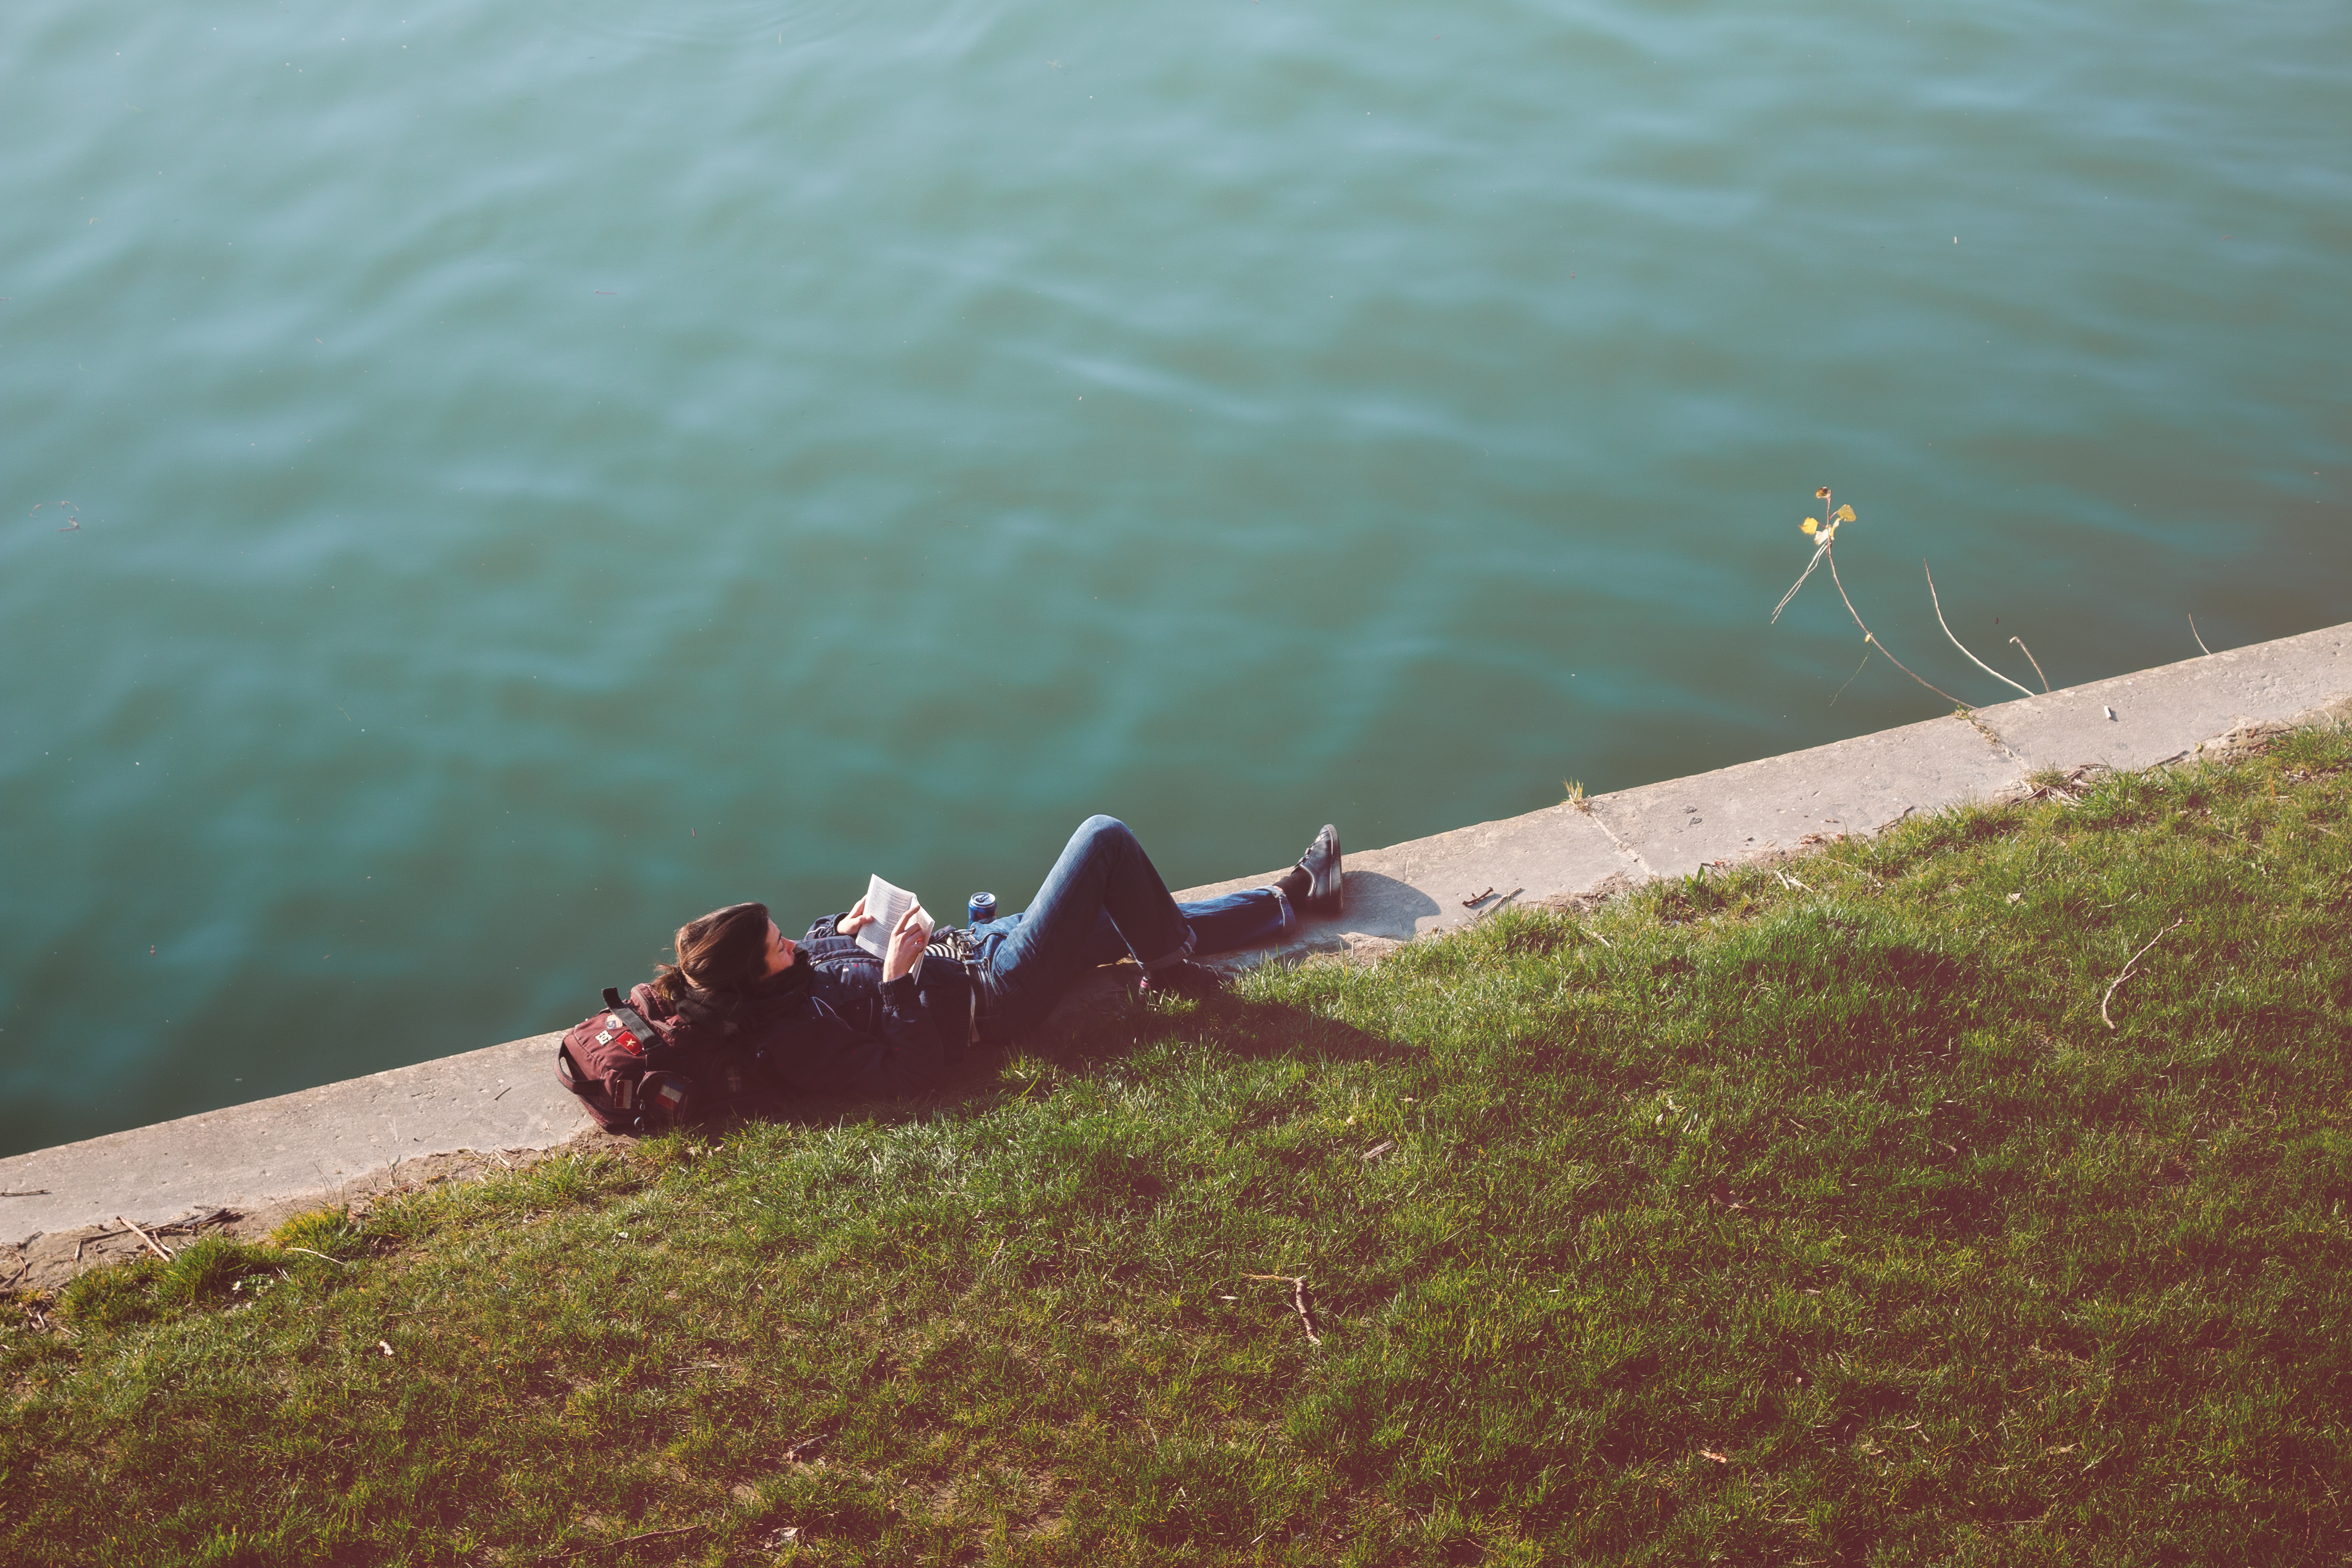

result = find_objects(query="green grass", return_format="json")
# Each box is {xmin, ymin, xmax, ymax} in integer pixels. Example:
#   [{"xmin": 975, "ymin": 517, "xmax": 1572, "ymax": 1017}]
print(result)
[{"xmin": 9, "ymin": 727, "xmax": 2352, "ymax": 1566}]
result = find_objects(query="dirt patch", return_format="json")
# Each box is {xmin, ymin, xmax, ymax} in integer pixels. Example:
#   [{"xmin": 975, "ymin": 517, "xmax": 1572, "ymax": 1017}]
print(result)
[
  {"xmin": 1537, "ymin": 870, "xmax": 1643, "ymax": 914},
  {"xmin": 0, "ymin": 1133, "xmax": 634, "ymax": 1295}
]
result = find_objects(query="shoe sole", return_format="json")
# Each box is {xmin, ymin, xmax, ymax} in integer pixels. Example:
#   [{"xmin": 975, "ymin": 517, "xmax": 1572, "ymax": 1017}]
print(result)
[{"xmin": 1305, "ymin": 824, "xmax": 1343, "ymax": 915}]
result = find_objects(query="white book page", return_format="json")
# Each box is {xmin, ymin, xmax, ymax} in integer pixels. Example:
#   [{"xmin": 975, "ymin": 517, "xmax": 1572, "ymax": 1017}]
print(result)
[{"xmin": 854, "ymin": 874, "xmax": 933, "ymax": 970}]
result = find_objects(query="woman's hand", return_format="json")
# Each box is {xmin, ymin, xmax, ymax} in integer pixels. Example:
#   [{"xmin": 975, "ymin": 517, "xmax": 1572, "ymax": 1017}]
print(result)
[
  {"xmin": 836, "ymin": 896, "xmax": 872, "ymax": 937},
  {"xmin": 880, "ymin": 905, "xmax": 929, "ymax": 984}
]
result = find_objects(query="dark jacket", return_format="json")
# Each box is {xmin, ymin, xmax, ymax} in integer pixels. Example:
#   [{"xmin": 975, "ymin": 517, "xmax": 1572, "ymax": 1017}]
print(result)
[
  {"xmin": 800, "ymin": 911, "xmax": 971, "ymax": 1043},
  {"xmin": 631, "ymin": 915, "xmax": 969, "ymax": 1103}
]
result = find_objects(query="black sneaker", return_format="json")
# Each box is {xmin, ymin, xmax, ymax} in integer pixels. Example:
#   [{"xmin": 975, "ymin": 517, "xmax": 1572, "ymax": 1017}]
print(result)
[
  {"xmin": 1138, "ymin": 960, "xmax": 1228, "ymax": 1000},
  {"xmin": 1297, "ymin": 824, "xmax": 1343, "ymax": 915}
]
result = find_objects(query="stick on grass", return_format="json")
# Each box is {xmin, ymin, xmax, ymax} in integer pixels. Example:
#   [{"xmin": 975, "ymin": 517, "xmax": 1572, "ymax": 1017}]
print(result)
[
  {"xmin": 1292, "ymin": 1278, "xmax": 1323, "ymax": 1345},
  {"xmin": 540, "ymin": 1523, "xmax": 704, "ymax": 1562},
  {"xmin": 2101, "ymin": 917, "xmax": 2186, "ymax": 1030},
  {"xmin": 283, "ymin": 1246, "xmax": 351, "ymax": 1268},
  {"xmin": 1241, "ymin": 1273, "xmax": 1324, "ymax": 1344}
]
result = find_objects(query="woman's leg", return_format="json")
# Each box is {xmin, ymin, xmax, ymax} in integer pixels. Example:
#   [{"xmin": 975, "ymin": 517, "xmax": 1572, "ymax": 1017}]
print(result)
[
  {"xmin": 982, "ymin": 816, "xmax": 1195, "ymax": 1024},
  {"xmin": 1172, "ymin": 886, "xmax": 1294, "ymax": 956},
  {"xmin": 979, "ymin": 886, "xmax": 1292, "ymax": 971}
]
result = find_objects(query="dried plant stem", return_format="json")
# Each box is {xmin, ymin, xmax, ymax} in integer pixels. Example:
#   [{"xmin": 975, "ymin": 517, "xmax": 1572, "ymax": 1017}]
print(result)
[
  {"xmin": 541, "ymin": 1524, "xmax": 705, "ymax": 1562},
  {"xmin": 116, "ymin": 1216, "xmax": 173, "ymax": 1262},
  {"xmin": 2190, "ymin": 614, "xmax": 2213, "ymax": 657},
  {"xmin": 1924, "ymin": 563, "xmax": 2035, "ymax": 698},
  {"xmin": 2009, "ymin": 637, "xmax": 2050, "ymax": 694},
  {"xmin": 2101, "ymin": 917, "xmax": 2185, "ymax": 1030},
  {"xmin": 1242, "ymin": 1273, "xmax": 1325, "ymax": 1344},
  {"xmin": 1822, "ymin": 549, "xmax": 1964, "ymax": 705},
  {"xmin": 1771, "ymin": 539, "xmax": 1833, "ymax": 624},
  {"xmin": 1829, "ymin": 648, "xmax": 1873, "ymax": 707},
  {"xmin": 1292, "ymin": 1278, "xmax": 1323, "ymax": 1345}
]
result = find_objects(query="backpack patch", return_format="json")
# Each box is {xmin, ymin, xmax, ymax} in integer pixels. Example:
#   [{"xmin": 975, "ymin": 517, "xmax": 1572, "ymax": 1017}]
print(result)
[{"xmin": 557, "ymin": 980, "xmax": 789, "ymax": 1132}]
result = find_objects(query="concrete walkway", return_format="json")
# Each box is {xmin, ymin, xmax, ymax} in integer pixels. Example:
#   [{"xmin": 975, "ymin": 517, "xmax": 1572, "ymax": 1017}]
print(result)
[{"xmin": 6, "ymin": 620, "xmax": 2347, "ymax": 1254}]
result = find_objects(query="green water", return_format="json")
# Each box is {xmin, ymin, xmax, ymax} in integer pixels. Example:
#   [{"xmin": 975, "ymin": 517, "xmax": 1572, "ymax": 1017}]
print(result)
[{"xmin": 3, "ymin": 0, "xmax": 2346, "ymax": 1154}]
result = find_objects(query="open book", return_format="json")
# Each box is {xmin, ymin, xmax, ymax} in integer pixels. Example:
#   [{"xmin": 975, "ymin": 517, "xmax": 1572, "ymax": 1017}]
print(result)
[{"xmin": 854, "ymin": 874, "xmax": 935, "ymax": 978}]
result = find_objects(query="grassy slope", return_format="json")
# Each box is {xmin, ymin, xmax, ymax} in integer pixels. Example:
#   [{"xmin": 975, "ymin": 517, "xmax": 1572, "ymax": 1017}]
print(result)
[{"xmin": 7, "ymin": 728, "xmax": 2352, "ymax": 1567}]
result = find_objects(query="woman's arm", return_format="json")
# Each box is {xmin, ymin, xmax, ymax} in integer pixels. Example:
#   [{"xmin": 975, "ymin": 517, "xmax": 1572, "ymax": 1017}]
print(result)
[
  {"xmin": 832, "ymin": 897, "xmax": 928, "ymax": 981},
  {"xmin": 877, "ymin": 905, "xmax": 928, "ymax": 983}
]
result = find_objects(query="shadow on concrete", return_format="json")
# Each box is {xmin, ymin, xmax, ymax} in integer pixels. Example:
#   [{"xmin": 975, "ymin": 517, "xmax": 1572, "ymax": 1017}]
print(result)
[{"xmin": 1318, "ymin": 870, "xmax": 1442, "ymax": 943}]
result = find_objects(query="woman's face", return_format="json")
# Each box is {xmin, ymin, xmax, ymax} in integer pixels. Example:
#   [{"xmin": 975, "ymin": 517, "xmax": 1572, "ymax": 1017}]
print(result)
[{"xmin": 762, "ymin": 919, "xmax": 798, "ymax": 977}]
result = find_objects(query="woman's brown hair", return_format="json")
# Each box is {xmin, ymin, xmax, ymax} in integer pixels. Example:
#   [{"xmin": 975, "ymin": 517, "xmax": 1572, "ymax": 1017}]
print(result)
[{"xmin": 654, "ymin": 901, "xmax": 771, "ymax": 999}]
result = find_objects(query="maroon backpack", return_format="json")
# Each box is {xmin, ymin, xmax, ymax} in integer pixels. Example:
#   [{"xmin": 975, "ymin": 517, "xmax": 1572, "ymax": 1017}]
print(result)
[{"xmin": 555, "ymin": 983, "xmax": 730, "ymax": 1133}]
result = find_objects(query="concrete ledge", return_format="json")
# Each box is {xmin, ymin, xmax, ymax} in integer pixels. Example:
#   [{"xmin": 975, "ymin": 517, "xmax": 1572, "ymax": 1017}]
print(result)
[
  {"xmin": 1972, "ymin": 622, "xmax": 2352, "ymax": 774},
  {"xmin": 0, "ymin": 1036, "xmax": 588, "ymax": 1249},
  {"xmin": 7, "ymin": 619, "xmax": 2349, "ymax": 1252},
  {"xmin": 1181, "ymin": 799, "xmax": 1636, "ymax": 948},
  {"xmin": 1586, "ymin": 711, "xmax": 2018, "ymax": 880}
]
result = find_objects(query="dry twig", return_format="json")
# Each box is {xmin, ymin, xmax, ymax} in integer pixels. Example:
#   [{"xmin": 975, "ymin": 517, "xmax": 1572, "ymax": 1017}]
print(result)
[
  {"xmin": 1468, "ymin": 886, "xmax": 1522, "ymax": 918},
  {"xmin": 2190, "ymin": 614, "xmax": 2213, "ymax": 657},
  {"xmin": 1241, "ymin": 1273, "xmax": 1324, "ymax": 1344},
  {"xmin": 2101, "ymin": 918, "xmax": 2186, "ymax": 1030},
  {"xmin": 282, "ymin": 1246, "xmax": 350, "ymax": 1268},
  {"xmin": 539, "ymin": 1523, "xmax": 705, "ymax": 1562},
  {"xmin": 116, "ymin": 1216, "xmax": 173, "ymax": 1262},
  {"xmin": 1292, "ymin": 1278, "xmax": 1323, "ymax": 1345}
]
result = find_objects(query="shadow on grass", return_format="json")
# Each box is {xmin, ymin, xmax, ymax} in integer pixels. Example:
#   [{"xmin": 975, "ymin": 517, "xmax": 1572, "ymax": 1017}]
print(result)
[
  {"xmin": 724, "ymin": 888, "xmax": 2005, "ymax": 1144},
  {"xmin": 717, "ymin": 963, "xmax": 1422, "ymax": 1139}
]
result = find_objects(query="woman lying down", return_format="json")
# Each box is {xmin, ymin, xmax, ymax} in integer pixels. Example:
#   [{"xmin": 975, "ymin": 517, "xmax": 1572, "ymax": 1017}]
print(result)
[{"xmin": 558, "ymin": 818, "xmax": 1341, "ymax": 1126}]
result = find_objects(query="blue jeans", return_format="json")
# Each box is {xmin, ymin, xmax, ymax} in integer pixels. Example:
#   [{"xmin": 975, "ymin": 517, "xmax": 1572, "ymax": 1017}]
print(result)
[{"xmin": 967, "ymin": 815, "xmax": 1293, "ymax": 1032}]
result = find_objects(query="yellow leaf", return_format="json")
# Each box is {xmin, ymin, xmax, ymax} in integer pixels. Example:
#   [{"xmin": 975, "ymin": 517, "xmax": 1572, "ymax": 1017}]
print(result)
[
  {"xmin": 1835, "ymin": 504, "xmax": 1856, "ymax": 523},
  {"xmin": 1801, "ymin": 518, "xmax": 1819, "ymax": 535}
]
